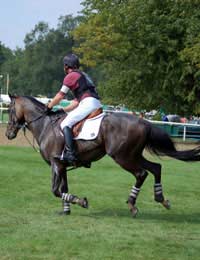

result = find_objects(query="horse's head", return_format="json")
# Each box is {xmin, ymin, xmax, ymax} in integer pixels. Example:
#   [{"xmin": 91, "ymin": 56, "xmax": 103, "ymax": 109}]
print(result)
[{"xmin": 6, "ymin": 94, "xmax": 25, "ymax": 140}]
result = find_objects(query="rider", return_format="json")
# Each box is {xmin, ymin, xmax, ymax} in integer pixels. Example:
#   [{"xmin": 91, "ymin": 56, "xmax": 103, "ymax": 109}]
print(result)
[{"xmin": 47, "ymin": 53, "xmax": 102, "ymax": 164}]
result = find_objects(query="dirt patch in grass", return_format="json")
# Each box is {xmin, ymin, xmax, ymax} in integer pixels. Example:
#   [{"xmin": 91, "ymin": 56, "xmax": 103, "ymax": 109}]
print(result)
[{"xmin": 0, "ymin": 124, "xmax": 36, "ymax": 147}]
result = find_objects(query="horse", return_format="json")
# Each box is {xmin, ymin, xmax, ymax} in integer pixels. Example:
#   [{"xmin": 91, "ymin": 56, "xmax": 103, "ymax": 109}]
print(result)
[{"xmin": 5, "ymin": 94, "xmax": 200, "ymax": 217}]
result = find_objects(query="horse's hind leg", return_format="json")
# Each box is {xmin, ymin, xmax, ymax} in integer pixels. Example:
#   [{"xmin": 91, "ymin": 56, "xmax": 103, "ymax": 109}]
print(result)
[
  {"xmin": 127, "ymin": 169, "xmax": 149, "ymax": 217},
  {"xmin": 112, "ymin": 156, "xmax": 148, "ymax": 217},
  {"xmin": 141, "ymin": 156, "xmax": 170, "ymax": 209}
]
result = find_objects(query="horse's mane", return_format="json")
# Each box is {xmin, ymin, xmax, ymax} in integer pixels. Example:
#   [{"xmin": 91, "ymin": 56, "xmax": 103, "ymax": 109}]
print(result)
[
  {"xmin": 23, "ymin": 95, "xmax": 65, "ymax": 118},
  {"xmin": 24, "ymin": 96, "xmax": 46, "ymax": 109}
]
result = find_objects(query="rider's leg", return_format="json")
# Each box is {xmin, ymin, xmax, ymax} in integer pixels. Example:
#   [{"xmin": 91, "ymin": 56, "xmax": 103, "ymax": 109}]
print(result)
[
  {"xmin": 60, "ymin": 126, "xmax": 77, "ymax": 163},
  {"xmin": 59, "ymin": 97, "xmax": 102, "ymax": 164}
]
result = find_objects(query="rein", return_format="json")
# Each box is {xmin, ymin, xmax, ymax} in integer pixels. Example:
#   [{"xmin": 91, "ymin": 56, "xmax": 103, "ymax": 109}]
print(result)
[
  {"xmin": 22, "ymin": 110, "xmax": 48, "ymax": 152},
  {"xmin": 24, "ymin": 114, "xmax": 44, "ymax": 150},
  {"xmin": 20, "ymin": 114, "xmax": 46, "ymax": 153},
  {"xmin": 9, "ymin": 99, "xmax": 72, "ymax": 166},
  {"xmin": 22, "ymin": 111, "xmax": 61, "ymax": 153},
  {"xmin": 22, "ymin": 113, "xmax": 56, "ymax": 152},
  {"xmin": 25, "ymin": 114, "xmax": 45, "ymax": 126},
  {"xmin": 9, "ymin": 97, "xmax": 89, "ymax": 171},
  {"xmin": 22, "ymin": 124, "xmax": 40, "ymax": 152}
]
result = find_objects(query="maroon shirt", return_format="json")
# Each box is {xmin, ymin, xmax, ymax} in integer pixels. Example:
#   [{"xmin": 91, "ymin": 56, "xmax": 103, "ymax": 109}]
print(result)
[
  {"xmin": 61, "ymin": 71, "xmax": 94, "ymax": 101},
  {"xmin": 63, "ymin": 71, "xmax": 81, "ymax": 91}
]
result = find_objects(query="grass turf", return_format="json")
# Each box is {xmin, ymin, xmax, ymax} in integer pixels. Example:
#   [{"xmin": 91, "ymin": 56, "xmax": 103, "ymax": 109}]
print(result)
[{"xmin": 0, "ymin": 146, "xmax": 200, "ymax": 260}]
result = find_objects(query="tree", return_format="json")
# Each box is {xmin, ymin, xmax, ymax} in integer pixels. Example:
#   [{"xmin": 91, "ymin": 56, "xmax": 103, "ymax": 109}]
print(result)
[
  {"xmin": 73, "ymin": 0, "xmax": 200, "ymax": 115},
  {"xmin": 4, "ymin": 15, "xmax": 81, "ymax": 96},
  {"xmin": 0, "ymin": 42, "xmax": 13, "ymax": 70}
]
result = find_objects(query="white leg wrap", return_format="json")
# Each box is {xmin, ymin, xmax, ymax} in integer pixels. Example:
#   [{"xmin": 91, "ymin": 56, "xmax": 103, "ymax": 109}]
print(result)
[
  {"xmin": 63, "ymin": 201, "xmax": 70, "ymax": 212},
  {"xmin": 62, "ymin": 193, "xmax": 72, "ymax": 202},
  {"xmin": 130, "ymin": 186, "xmax": 140, "ymax": 199},
  {"xmin": 154, "ymin": 183, "xmax": 163, "ymax": 195}
]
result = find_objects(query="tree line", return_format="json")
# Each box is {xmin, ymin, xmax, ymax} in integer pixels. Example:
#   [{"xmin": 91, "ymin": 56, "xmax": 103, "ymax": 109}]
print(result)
[{"xmin": 1, "ymin": 0, "xmax": 200, "ymax": 115}]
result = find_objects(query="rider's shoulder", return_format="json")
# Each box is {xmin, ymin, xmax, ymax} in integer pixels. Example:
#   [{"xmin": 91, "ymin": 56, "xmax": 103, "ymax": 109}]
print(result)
[
  {"xmin": 66, "ymin": 71, "xmax": 81, "ymax": 80},
  {"xmin": 64, "ymin": 71, "xmax": 80, "ymax": 82}
]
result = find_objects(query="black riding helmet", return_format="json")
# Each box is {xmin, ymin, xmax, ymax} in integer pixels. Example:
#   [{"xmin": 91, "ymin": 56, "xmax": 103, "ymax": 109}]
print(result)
[{"xmin": 63, "ymin": 54, "xmax": 80, "ymax": 69}]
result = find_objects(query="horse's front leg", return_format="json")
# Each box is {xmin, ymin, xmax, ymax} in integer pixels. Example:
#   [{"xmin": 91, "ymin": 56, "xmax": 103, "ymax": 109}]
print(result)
[
  {"xmin": 51, "ymin": 162, "xmax": 88, "ymax": 214},
  {"xmin": 59, "ymin": 169, "xmax": 88, "ymax": 210},
  {"xmin": 60, "ymin": 172, "xmax": 71, "ymax": 215},
  {"xmin": 61, "ymin": 192, "xmax": 89, "ymax": 209},
  {"xmin": 51, "ymin": 162, "xmax": 62, "ymax": 198},
  {"xmin": 51, "ymin": 161, "xmax": 71, "ymax": 215}
]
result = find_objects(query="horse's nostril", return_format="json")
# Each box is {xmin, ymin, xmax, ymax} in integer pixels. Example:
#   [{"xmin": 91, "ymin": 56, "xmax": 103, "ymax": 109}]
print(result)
[{"xmin": 5, "ymin": 132, "xmax": 16, "ymax": 140}]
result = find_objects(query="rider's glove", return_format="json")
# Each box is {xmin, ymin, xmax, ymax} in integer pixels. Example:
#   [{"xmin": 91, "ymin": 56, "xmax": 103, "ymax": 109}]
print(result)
[{"xmin": 44, "ymin": 105, "xmax": 52, "ymax": 115}]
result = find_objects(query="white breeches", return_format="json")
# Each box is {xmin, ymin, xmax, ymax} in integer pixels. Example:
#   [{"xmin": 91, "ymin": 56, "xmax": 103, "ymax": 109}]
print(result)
[{"xmin": 60, "ymin": 97, "xmax": 102, "ymax": 129}]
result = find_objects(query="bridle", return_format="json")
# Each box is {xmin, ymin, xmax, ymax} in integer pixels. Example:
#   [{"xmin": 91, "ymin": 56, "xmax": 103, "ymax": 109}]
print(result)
[
  {"xmin": 8, "ymin": 97, "xmax": 79, "ymax": 171},
  {"xmin": 9, "ymin": 97, "xmax": 64, "ymax": 152},
  {"xmin": 9, "ymin": 98, "xmax": 45, "ymax": 152},
  {"xmin": 9, "ymin": 98, "xmax": 45, "ymax": 129},
  {"xmin": 8, "ymin": 98, "xmax": 24, "ymax": 130}
]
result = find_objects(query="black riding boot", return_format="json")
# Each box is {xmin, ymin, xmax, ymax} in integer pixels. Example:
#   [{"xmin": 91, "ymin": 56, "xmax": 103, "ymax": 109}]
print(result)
[{"xmin": 60, "ymin": 126, "xmax": 78, "ymax": 164}]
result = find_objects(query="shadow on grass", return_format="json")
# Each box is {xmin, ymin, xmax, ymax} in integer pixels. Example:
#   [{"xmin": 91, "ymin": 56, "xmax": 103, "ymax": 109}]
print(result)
[
  {"xmin": 81, "ymin": 208, "xmax": 200, "ymax": 223},
  {"xmin": 139, "ymin": 212, "xmax": 200, "ymax": 223}
]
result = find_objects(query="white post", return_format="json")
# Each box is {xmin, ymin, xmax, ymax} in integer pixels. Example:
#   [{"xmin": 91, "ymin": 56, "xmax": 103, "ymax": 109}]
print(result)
[
  {"xmin": 0, "ymin": 75, "xmax": 3, "ymax": 122},
  {"xmin": 6, "ymin": 73, "xmax": 9, "ymax": 95},
  {"xmin": 183, "ymin": 125, "xmax": 186, "ymax": 141},
  {"xmin": 0, "ymin": 88, "xmax": 2, "ymax": 122}
]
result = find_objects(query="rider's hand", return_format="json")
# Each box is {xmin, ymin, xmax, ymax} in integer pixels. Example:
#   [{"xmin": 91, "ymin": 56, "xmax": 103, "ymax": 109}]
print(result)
[{"xmin": 44, "ymin": 105, "xmax": 52, "ymax": 115}]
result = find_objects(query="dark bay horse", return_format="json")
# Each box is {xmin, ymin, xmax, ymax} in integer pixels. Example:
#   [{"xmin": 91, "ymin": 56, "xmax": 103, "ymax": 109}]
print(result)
[{"xmin": 5, "ymin": 95, "xmax": 200, "ymax": 217}]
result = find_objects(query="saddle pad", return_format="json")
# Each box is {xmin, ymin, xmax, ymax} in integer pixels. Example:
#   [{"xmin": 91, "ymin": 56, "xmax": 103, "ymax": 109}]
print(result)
[{"xmin": 74, "ymin": 113, "xmax": 105, "ymax": 140}]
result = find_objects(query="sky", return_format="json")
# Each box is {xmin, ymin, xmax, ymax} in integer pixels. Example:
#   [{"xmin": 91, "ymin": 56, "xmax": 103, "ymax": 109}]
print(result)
[{"xmin": 0, "ymin": 0, "xmax": 83, "ymax": 50}]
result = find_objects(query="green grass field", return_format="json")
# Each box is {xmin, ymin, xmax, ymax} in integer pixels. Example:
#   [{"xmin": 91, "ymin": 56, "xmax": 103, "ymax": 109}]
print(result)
[{"xmin": 0, "ymin": 146, "xmax": 200, "ymax": 260}]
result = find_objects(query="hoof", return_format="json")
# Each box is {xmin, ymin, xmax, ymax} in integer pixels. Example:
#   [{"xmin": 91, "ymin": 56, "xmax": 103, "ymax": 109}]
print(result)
[
  {"xmin": 83, "ymin": 162, "xmax": 91, "ymax": 168},
  {"xmin": 79, "ymin": 197, "xmax": 89, "ymax": 209},
  {"xmin": 162, "ymin": 199, "xmax": 171, "ymax": 210},
  {"xmin": 83, "ymin": 197, "xmax": 89, "ymax": 208},
  {"xmin": 130, "ymin": 207, "xmax": 139, "ymax": 218},
  {"xmin": 127, "ymin": 201, "xmax": 138, "ymax": 218},
  {"xmin": 57, "ymin": 210, "xmax": 71, "ymax": 216},
  {"xmin": 63, "ymin": 210, "xmax": 71, "ymax": 215}
]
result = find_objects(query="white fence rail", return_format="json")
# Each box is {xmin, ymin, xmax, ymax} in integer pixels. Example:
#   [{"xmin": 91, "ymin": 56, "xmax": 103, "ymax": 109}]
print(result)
[
  {"xmin": 104, "ymin": 110, "xmax": 200, "ymax": 141},
  {"xmin": 1, "ymin": 108, "xmax": 200, "ymax": 141},
  {"xmin": 149, "ymin": 119, "xmax": 200, "ymax": 141}
]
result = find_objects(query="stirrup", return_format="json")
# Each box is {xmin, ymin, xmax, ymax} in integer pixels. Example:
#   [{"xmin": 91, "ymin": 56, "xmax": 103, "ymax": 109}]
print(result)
[{"xmin": 61, "ymin": 150, "xmax": 78, "ymax": 163}]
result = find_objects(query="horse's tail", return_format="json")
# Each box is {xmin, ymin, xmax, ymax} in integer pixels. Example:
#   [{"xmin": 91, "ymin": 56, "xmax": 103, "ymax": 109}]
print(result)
[{"xmin": 145, "ymin": 122, "xmax": 200, "ymax": 161}]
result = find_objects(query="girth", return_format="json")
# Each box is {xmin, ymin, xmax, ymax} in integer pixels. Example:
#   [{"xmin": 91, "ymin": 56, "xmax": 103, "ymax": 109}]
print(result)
[{"xmin": 72, "ymin": 108, "xmax": 103, "ymax": 137}]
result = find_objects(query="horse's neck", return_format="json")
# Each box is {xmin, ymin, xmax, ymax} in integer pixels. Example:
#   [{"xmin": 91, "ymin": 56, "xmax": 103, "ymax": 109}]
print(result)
[{"xmin": 25, "ymin": 107, "xmax": 47, "ymax": 145}]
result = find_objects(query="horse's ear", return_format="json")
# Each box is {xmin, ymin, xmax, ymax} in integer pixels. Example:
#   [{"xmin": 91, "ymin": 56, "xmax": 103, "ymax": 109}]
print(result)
[{"xmin": 8, "ymin": 93, "xmax": 17, "ymax": 99}]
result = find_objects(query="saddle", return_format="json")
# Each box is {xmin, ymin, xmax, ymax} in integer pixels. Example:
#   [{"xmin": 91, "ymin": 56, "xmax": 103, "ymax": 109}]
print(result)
[{"xmin": 72, "ymin": 108, "xmax": 103, "ymax": 137}]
